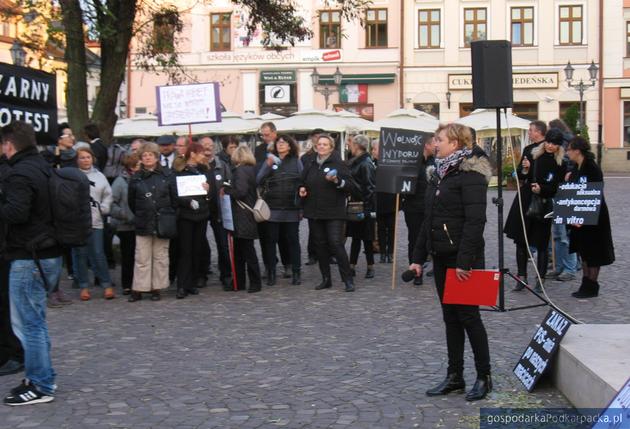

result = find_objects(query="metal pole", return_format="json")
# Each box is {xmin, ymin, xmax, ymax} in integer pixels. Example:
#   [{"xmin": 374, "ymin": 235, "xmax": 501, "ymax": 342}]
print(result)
[
  {"xmin": 578, "ymin": 83, "xmax": 585, "ymax": 133},
  {"xmin": 496, "ymin": 108, "xmax": 505, "ymax": 311}
]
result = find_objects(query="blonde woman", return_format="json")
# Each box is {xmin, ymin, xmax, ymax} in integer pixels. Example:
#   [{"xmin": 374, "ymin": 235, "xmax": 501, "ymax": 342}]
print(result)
[
  {"xmin": 127, "ymin": 143, "xmax": 176, "ymax": 301},
  {"xmin": 224, "ymin": 146, "xmax": 262, "ymax": 293}
]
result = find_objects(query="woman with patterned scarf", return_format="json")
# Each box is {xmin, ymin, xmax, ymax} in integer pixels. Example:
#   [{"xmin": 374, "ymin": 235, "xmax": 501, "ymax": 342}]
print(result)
[{"xmin": 409, "ymin": 123, "xmax": 493, "ymax": 401}]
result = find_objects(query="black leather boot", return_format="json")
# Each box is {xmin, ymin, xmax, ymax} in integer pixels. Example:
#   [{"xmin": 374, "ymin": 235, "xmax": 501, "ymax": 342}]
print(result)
[
  {"xmin": 365, "ymin": 267, "xmax": 375, "ymax": 279},
  {"xmin": 465, "ymin": 374, "xmax": 492, "ymax": 401},
  {"xmin": 572, "ymin": 277, "xmax": 599, "ymax": 298},
  {"xmin": 425, "ymin": 373, "xmax": 465, "ymax": 396},
  {"xmin": 176, "ymin": 289, "xmax": 187, "ymax": 299},
  {"xmin": 344, "ymin": 279, "xmax": 355, "ymax": 292},
  {"xmin": 266, "ymin": 268, "xmax": 276, "ymax": 286},
  {"xmin": 292, "ymin": 270, "xmax": 301, "ymax": 285},
  {"xmin": 513, "ymin": 275, "xmax": 527, "ymax": 291},
  {"xmin": 315, "ymin": 276, "xmax": 332, "ymax": 290}
]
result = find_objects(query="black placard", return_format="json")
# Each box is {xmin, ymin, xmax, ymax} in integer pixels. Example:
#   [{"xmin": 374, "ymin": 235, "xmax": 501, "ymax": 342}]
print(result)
[
  {"xmin": 513, "ymin": 309, "xmax": 572, "ymax": 392},
  {"xmin": 0, "ymin": 62, "xmax": 57, "ymax": 146},
  {"xmin": 552, "ymin": 181, "xmax": 603, "ymax": 226},
  {"xmin": 375, "ymin": 127, "xmax": 431, "ymax": 194}
]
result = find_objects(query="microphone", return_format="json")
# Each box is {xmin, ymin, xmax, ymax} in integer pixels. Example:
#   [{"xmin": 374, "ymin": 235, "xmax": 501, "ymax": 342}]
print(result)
[{"xmin": 401, "ymin": 270, "xmax": 417, "ymax": 283}]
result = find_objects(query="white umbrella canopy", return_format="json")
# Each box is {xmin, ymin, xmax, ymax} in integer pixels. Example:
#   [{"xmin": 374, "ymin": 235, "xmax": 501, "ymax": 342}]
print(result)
[
  {"xmin": 274, "ymin": 109, "xmax": 348, "ymax": 132},
  {"xmin": 329, "ymin": 109, "xmax": 379, "ymax": 132},
  {"xmin": 259, "ymin": 112, "xmax": 285, "ymax": 121},
  {"xmin": 371, "ymin": 108, "xmax": 440, "ymax": 133},
  {"xmin": 454, "ymin": 109, "xmax": 531, "ymax": 134},
  {"xmin": 113, "ymin": 114, "xmax": 188, "ymax": 137},
  {"xmin": 190, "ymin": 111, "xmax": 259, "ymax": 135}
]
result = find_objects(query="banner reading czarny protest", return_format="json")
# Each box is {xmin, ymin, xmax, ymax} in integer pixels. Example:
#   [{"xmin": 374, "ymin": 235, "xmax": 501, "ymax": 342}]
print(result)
[
  {"xmin": 375, "ymin": 127, "xmax": 431, "ymax": 194},
  {"xmin": 0, "ymin": 62, "xmax": 57, "ymax": 145}
]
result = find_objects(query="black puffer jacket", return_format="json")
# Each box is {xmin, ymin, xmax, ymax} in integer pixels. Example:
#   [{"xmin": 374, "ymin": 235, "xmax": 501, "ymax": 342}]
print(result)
[
  {"xmin": 412, "ymin": 154, "xmax": 492, "ymax": 270},
  {"xmin": 301, "ymin": 152, "xmax": 356, "ymax": 220},
  {"xmin": 174, "ymin": 164, "xmax": 211, "ymax": 222},
  {"xmin": 128, "ymin": 166, "xmax": 175, "ymax": 236},
  {"xmin": 401, "ymin": 155, "xmax": 435, "ymax": 213},
  {"xmin": 348, "ymin": 152, "xmax": 376, "ymax": 212},
  {"xmin": 225, "ymin": 164, "xmax": 258, "ymax": 240},
  {"xmin": 0, "ymin": 147, "xmax": 61, "ymax": 260}
]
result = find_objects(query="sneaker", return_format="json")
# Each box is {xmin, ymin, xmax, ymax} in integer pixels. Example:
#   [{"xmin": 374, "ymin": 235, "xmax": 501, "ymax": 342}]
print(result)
[
  {"xmin": 546, "ymin": 270, "xmax": 562, "ymax": 280},
  {"xmin": 47, "ymin": 296, "xmax": 63, "ymax": 309},
  {"xmin": 556, "ymin": 272, "xmax": 576, "ymax": 282},
  {"xmin": 4, "ymin": 381, "xmax": 54, "ymax": 406}
]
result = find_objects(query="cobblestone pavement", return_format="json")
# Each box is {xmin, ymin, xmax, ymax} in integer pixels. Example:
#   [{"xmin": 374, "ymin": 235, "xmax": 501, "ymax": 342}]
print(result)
[{"xmin": 1, "ymin": 177, "xmax": 628, "ymax": 429}]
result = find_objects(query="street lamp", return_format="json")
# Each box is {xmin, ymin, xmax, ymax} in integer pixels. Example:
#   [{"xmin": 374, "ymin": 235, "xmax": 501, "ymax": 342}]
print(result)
[
  {"xmin": 564, "ymin": 60, "xmax": 598, "ymax": 132},
  {"xmin": 445, "ymin": 91, "xmax": 452, "ymax": 109},
  {"xmin": 311, "ymin": 67, "xmax": 343, "ymax": 110},
  {"xmin": 10, "ymin": 40, "xmax": 26, "ymax": 67}
]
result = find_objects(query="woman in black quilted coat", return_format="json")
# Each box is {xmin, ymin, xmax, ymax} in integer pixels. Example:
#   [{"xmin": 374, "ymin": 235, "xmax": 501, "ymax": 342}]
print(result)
[{"xmin": 409, "ymin": 123, "xmax": 493, "ymax": 402}]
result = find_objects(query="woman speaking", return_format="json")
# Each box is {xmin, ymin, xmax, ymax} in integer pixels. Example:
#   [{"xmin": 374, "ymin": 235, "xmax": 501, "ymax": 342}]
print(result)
[{"xmin": 409, "ymin": 123, "xmax": 493, "ymax": 401}]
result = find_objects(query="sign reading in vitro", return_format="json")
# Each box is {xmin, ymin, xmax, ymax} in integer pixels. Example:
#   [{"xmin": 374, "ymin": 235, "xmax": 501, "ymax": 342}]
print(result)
[{"xmin": 448, "ymin": 72, "xmax": 559, "ymax": 90}]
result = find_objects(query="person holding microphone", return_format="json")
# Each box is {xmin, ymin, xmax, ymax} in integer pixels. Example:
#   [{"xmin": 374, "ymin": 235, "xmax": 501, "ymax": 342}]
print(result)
[{"xmin": 408, "ymin": 123, "xmax": 493, "ymax": 401}]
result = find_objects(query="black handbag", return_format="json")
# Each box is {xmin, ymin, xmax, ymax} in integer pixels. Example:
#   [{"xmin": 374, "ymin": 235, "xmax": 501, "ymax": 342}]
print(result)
[
  {"xmin": 156, "ymin": 207, "xmax": 178, "ymax": 239},
  {"xmin": 346, "ymin": 200, "xmax": 365, "ymax": 222},
  {"xmin": 525, "ymin": 161, "xmax": 552, "ymax": 220}
]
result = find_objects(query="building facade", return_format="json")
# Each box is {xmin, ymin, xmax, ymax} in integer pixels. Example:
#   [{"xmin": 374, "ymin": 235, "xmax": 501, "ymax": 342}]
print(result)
[
  {"xmin": 127, "ymin": 0, "xmax": 401, "ymax": 121},
  {"xmin": 600, "ymin": 0, "xmax": 630, "ymax": 170},
  {"xmin": 402, "ymin": 0, "xmax": 600, "ymax": 144}
]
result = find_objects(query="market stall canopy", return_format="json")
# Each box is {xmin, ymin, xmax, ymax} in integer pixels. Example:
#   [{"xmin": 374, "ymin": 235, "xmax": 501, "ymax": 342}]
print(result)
[
  {"xmin": 274, "ymin": 109, "xmax": 348, "ymax": 133},
  {"xmin": 370, "ymin": 108, "xmax": 439, "ymax": 133},
  {"xmin": 454, "ymin": 109, "xmax": 531, "ymax": 134},
  {"xmin": 114, "ymin": 112, "xmax": 258, "ymax": 138},
  {"xmin": 329, "ymin": 109, "xmax": 379, "ymax": 132}
]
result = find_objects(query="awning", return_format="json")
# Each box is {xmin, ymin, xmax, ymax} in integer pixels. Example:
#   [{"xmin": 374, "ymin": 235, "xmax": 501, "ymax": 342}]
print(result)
[{"xmin": 317, "ymin": 73, "xmax": 396, "ymax": 85}]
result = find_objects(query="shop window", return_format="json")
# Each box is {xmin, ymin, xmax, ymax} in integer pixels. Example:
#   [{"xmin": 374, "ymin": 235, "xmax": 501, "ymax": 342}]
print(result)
[
  {"xmin": 512, "ymin": 102, "xmax": 538, "ymax": 121},
  {"xmin": 259, "ymin": 83, "xmax": 297, "ymax": 117},
  {"xmin": 418, "ymin": 9, "xmax": 440, "ymax": 48},
  {"xmin": 464, "ymin": 8, "xmax": 487, "ymax": 47},
  {"xmin": 559, "ymin": 5, "xmax": 582, "ymax": 45},
  {"xmin": 511, "ymin": 7, "xmax": 534, "ymax": 47},
  {"xmin": 459, "ymin": 102, "xmax": 475, "ymax": 118},
  {"xmin": 413, "ymin": 103, "xmax": 440, "ymax": 119},
  {"xmin": 366, "ymin": 9, "xmax": 387, "ymax": 48},
  {"xmin": 320, "ymin": 10, "xmax": 341, "ymax": 49},
  {"xmin": 624, "ymin": 102, "xmax": 630, "ymax": 147},
  {"xmin": 211, "ymin": 13, "xmax": 231, "ymax": 51}
]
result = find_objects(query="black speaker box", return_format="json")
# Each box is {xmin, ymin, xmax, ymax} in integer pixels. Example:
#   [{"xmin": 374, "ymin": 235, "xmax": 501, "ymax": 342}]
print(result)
[{"xmin": 471, "ymin": 40, "xmax": 513, "ymax": 109}]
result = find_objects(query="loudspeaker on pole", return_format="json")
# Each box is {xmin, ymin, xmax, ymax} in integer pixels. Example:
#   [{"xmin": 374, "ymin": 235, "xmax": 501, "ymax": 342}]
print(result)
[{"xmin": 471, "ymin": 40, "xmax": 514, "ymax": 109}]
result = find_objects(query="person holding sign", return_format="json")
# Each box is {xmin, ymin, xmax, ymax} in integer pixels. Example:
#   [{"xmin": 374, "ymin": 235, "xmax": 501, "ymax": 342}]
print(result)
[
  {"xmin": 565, "ymin": 137, "xmax": 615, "ymax": 298},
  {"xmin": 299, "ymin": 134, "xmax": 357, "ymax": 292},
  {"xmin": 173, "ymin": 142, "xmax": 212, "ymax": 300},
  {"xmin": 346, "ymin": 135, "xmax": 377, "ymax": 279},
  {"xmin": 408, "ymin": 123, "xmax": 493, "ymax": 401}
]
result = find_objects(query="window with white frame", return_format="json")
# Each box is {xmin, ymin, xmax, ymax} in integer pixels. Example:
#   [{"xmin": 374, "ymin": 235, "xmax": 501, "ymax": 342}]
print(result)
[
  {"xmin": 511, "ymin": 7, "xmax": 534, "ymax": 47},
  {"xmin": 559, "ymin": 5, "xmax": 583, "ymax": 45},
  {"xmin": 464, "ymin": 8, "xmax": 487, "ymax": 47},
  {"xmin": 418, "ymin": 9, "xmax": 440, "ymax": 49}
]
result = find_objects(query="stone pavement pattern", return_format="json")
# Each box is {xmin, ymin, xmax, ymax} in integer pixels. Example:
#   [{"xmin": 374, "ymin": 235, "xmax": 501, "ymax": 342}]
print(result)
[{"xmin": 1, "ymin": 178, "xmax": 628, "ymax": 429}]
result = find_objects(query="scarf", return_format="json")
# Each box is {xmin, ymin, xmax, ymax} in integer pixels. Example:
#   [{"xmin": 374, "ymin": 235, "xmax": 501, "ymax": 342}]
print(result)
[
  {"xmin": 435, "ymin": 149, "xmax": 472, "ymax": 179},
  {"xmin": 316, "ymin": 154, "xmax": 331, "ymax": 166}
]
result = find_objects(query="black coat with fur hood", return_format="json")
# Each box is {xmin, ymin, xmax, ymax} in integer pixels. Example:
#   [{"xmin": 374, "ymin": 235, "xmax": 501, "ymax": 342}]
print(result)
[
  {"xmin": 412, "ymin": 153, "xmax": 492, "ymax": 270},
  {"xmin": 504, "ymin": 142, "xmax": 566, "ymax": 248}
]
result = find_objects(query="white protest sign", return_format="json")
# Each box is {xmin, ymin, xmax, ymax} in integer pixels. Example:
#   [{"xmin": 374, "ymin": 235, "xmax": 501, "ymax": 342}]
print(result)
[
  {"xmin": 156, "ymin": 82, "xmax": 221, "ymax": 126},
  {"xmin": 221, "ymin": 194, "xmax": 234, "ymax": 231},
  {"xmin": 176, "ymin": 175, "xmax": 207, "ymax": 197}
]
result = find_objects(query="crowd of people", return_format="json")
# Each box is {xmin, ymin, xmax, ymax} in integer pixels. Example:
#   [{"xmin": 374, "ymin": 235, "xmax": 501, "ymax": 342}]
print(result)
[{"xmin": 0, "ymin": 115, "xmax": 615, "ymax": 406}]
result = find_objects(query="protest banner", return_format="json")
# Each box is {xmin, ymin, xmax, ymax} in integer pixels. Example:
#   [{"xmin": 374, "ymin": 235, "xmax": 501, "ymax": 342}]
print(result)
[
  {"xmin": 514, "ymin": 309, "xmax": 572, "ymax": 392},
  {"xmin": 175, "ymin": 175, "xmax": 207, "ymax": 197},
  {"xmin": 553, "ymin": 181, "xmax": 603, "ymax": 226},
  {"xmin": 156, "ymin": 82, "xmax": 221, "ymax": 126},
  {"xmin": 0, "ymin": 62, "xmax": 57, "ymax": 145}
]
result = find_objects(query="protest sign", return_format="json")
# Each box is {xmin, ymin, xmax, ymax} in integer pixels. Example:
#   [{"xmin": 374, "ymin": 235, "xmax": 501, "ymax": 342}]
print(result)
[
  {"xmin": 514, "ymin": 309, "xmax": 572, "ymax": 392},
  {"xmin": 375, "ymin": 127, "xmax": 430, "ymax": 194},
  {"xmin": 0, "ymin": 62, "xmax": 57, "ymax": 145},
  {"xmin": 592, "ymin": 376, "xmax": 630, "ymax": 429},
  {"xmin": 221, "ymin": 194, "xmax": 234, "ymax": 231},
  {"xmin": 553, "ymin": 181, "xmax": 603, "ymax": 226},
  {"xmin": 175, "ymin": 175, "xmax": 207, "ymax": 197},
  {"xmin": 156, "ymin": 82, "xmax": 221, "ymax": 126}
]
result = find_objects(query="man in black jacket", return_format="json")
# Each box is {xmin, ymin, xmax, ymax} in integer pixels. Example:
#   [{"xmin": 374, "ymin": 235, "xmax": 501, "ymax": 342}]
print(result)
[
  {"xmin": 0, "ymin": 121, "xmax": 62, "ymax": 406},
  {"xmin": 401, "ymin": 134, "xmax": 436, "ymax": 285},
  {"xmin": 84, "ymin": 122, "xmax": 108, "ymax": 172}
]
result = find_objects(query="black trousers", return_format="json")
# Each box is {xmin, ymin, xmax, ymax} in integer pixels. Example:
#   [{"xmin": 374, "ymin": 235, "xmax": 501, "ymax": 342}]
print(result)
[
  {"xmin": 278, "ymin": 229, "xmax": 290, "ymax": 267},
  {"xmin": 310, "ymin": 219, "xmax": 352, "ymax": 282},
  {"xmin": 516, "ymin": 243, "xmax": 548, "ymax": 279},
  {"xmin": 233, "ymin": 237, "xmax": 262, "ymax": 291},
  {"xmin": 404, "ymin": 210, "xmax": 425, "ymax": 265},
  {"xmin": 350, "ymin": 239, "xmax": 374, "ymax": 265},
  {"xmin": 264, "ymin": 222, "xmax": 301, "ymax": 272},
  {"xmin": 118, "ymin": 230, "xmax": 136, "ymax": 290},
  {"xmin": 0, "ymin": 260, "xmax": 23, "ymax": 365},
  {"xmin": 176, "ymin": 219, "xmax": 207, "ymax": 292},
  {"xmin": 307, "ymin": 223, "xmax": 317, "ymax": 260},
  {"xmin": 169, "ymin": 238, "xmax": 178, "ymax": 283},
  {"xmin": 432, "ymin": 253, "xmax": 491, "ymax": 378},
  {"xmin": 103, "ymin": 221, "xmax": 116, "ymax": 267},
  {"xmin": 377, "ymin": 212, "xmax": 396, "ymax": 256},
  {"xmin": 199, "ymin": 222, "xmax": 211, "ymax": 279},
  {"xmin": 210, "ymin": 219, "xmax": 231, "ymax": 282}
]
